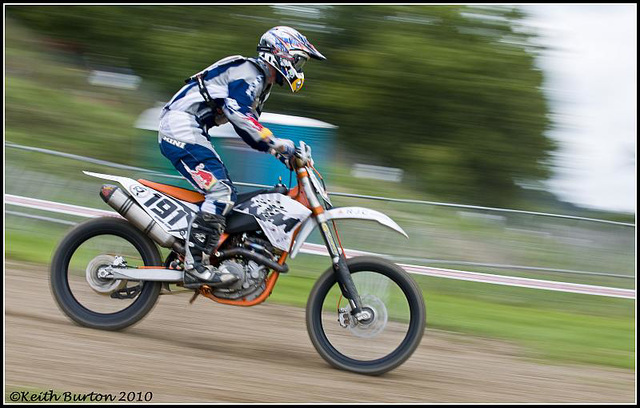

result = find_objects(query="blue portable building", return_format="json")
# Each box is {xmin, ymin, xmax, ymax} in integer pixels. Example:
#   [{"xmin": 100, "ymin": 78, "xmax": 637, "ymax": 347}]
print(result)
[{"xmin": 135, "ymin": 105, "xmax": 337, "ymax": 191}]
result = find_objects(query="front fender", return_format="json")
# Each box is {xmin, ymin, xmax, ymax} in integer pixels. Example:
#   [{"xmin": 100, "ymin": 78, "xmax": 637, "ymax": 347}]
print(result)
[{"xmin": 289, "ymin": 206, "xmax": 408, "ymax": 259}]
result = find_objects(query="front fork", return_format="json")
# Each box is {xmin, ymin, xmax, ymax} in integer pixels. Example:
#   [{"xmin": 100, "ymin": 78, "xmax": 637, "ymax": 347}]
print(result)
[
  {"xmin": 298, "ymin": 168, "xmax": 371, "ymax": 323},
  {"xmin": 320, "ymin": 224, "xmax": 371, "ymax": 322}
]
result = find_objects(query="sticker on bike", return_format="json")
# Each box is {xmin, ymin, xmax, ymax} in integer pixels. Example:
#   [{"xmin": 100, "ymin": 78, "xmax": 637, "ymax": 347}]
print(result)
[
  {"xmin": 135, "ymin": 191, "xmax": 197, "ymax": 237},
  {"xmin": 233, "ymin": 193, "xmax": 311, "ymax": 251}
]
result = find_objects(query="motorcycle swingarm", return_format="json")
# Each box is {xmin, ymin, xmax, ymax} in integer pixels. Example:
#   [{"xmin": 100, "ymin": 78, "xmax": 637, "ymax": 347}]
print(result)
[{"xmin": 103, "ymin": 267, "xmax": 184, "ymax": 282}]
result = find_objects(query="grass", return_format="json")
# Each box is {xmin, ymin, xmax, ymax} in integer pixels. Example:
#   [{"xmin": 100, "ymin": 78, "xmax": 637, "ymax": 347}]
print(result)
[{"xmin": 5, "ymin": 18, "xmax": 151, "ymax": 165}]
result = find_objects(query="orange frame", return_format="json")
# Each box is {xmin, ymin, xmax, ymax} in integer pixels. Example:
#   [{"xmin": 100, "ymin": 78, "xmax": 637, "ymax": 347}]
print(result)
[{"xmin": 196, "ymin": 171, "xmax": 314, "ymax": 306}]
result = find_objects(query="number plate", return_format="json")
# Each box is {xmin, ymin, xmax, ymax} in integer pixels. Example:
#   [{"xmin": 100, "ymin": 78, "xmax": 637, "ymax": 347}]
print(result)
[{"xmin": 128, "ymin": 184, "xmax": 199, "ymax": 239}]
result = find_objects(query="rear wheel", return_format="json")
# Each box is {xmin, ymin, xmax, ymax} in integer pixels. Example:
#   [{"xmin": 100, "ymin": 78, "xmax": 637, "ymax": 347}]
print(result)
[
  {"xmin": 50, "ymin": 217, "xmax": 163, "ymax": 331},
  {"xmin": 306, "ymin": 256, "xmax": 426, "ymax": 375}
]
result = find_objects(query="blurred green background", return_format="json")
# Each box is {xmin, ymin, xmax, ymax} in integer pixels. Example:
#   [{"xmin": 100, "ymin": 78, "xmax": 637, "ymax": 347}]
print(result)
[
  {"xmin": 6, "ymin": 4, "xmax": 559, "ymax": 208},
  {"xmin": 4, "ymin": 5, "xmax": 635, "ymax": 371}
]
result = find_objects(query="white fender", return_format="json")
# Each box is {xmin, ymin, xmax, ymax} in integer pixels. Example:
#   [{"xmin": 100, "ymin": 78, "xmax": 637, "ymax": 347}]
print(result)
[
  {"xmin": 82, "ymin": 171, "xmax": 199, "ymax": 212},
  {"xmin": 83, "ymin": 170, "xmax": 137, "ymax": 186},
  {"xmin": 289, "ymin": 206, "xmax": 408, "ymax": 259}
]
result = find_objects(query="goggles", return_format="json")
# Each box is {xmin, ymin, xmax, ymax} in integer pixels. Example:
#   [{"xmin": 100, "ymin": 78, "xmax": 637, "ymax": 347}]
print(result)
[{"xmin": 292, "ymin": 52, "xmax": 309, "ymax": 72}]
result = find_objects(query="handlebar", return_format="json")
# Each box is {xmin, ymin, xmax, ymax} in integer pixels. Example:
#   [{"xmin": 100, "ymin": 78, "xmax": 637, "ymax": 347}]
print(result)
[
  {"xmin": 272, "ymin": 141, "xmax": 314, "ymax": 171},
  {"xmin": 293, "ymin": 141, "xmax": 313, "ymax": 169}
]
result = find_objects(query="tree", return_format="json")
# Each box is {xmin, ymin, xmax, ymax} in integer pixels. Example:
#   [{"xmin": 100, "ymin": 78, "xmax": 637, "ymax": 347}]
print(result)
[{"xmin": 7, "ymin": 4, "xmax": 555, "ymax": 206}]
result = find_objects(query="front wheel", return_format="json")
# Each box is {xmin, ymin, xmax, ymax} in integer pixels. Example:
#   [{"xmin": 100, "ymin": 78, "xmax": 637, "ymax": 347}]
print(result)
[{"xmin": 306, "ymin": 256, "xmax": 426, "ymax": 375}]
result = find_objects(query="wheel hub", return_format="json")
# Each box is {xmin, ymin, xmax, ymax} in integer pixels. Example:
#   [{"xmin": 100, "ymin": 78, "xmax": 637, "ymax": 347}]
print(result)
[
  {"xmin": 341, "ymin": 295, "xmax": 388, "ymax": 338},
  {"xmin": 86, "ymin": 254, "xmax": 127, "ymax": 295}
]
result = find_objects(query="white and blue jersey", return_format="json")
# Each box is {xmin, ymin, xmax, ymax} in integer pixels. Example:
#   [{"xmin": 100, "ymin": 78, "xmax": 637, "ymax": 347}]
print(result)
[
  {"xmin": 160, "ymin": 55, "xmax": 274, "ymax": 152},
  {"xmin": 158, "ymin": 55, "xmax": 275, "ymax": 216}
]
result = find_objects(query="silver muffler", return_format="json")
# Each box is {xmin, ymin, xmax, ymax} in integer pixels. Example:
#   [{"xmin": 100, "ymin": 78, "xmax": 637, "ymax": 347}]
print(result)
[{"xmin": 100, "ymin": 185, "xmax": 185, "ymax": 253}]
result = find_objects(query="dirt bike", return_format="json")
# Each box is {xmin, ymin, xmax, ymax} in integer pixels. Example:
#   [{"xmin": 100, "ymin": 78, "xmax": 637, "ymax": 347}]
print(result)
[{"xmin": 50, "ymin": 142, "xmax": 426, "ymax": 375}]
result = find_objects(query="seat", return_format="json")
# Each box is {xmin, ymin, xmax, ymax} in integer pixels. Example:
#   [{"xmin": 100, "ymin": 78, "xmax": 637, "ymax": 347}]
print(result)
[
  {"xmin": 235, "ymin": 185, "xmax": 289, "ymax": 204},
  {"xmin": 137, "ymin": 179, "xmax": 205, "ymax": 204},
  {"xmin": 137, "ymin": 180, "xmax": 289, "ymax": 206}
]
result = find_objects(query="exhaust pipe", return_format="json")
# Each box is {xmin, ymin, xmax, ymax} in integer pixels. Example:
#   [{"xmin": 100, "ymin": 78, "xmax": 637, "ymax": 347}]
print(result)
[
  {"xmin": 215, "ymin": 248, "xmax": 289, "ymax": 273},
  {"xmin": 100, "ymin": 185, "xmax": 184, "ymax": 253}
]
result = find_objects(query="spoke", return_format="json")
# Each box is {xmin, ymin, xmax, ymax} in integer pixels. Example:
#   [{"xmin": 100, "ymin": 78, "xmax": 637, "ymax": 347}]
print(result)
[
  {"xmin": 67, "ymin": 234, "xmax": 145, "ymax": 314},
  {"xmin": 321, "ymin": 270, "xmax": 411, "ymax": 361}
]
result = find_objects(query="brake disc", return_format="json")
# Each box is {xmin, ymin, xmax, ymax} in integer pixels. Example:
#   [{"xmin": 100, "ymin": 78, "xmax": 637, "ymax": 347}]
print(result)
[{"xmin": 344, "ymin": 295, "xmax": 388, "ymax": 339}]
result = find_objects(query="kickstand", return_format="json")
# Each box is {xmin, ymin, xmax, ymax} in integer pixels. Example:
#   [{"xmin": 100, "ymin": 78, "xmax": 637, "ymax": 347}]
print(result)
[{"xmin": 189, "ymin": 290, "xmax": 200, "ymax": 304}]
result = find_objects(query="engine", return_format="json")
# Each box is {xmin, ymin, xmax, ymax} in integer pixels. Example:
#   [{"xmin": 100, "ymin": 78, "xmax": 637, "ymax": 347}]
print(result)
[{"xmin": 211, "ymin": 234, "xmax": 280, "ymax": 301}]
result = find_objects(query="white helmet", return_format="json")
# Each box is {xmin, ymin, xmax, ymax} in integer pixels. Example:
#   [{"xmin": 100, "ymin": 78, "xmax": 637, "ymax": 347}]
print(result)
[{"xmin": 257, "ymin": 26, "xmax": 326, "ymax": 93}]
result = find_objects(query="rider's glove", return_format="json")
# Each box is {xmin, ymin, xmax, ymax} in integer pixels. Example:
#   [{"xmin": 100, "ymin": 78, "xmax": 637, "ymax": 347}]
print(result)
[
  {"xmin": 268, "ymin": 137, "xmax": 296, "ymax": 170},
  {"xmin": 294, "ymin": 142, "xmax": 314, "ymax": 168}
]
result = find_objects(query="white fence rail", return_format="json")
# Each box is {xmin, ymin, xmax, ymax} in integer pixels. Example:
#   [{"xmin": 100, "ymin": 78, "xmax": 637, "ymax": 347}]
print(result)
[{"xmin": 5, "ymin": 194, "xmax": 635, "ymax": 300}]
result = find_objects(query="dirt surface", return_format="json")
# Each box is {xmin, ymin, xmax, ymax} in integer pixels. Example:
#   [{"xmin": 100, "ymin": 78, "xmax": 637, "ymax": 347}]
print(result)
[{"xmin": 4, "ymin": 260, "xmax": 635, "ymax": 403}]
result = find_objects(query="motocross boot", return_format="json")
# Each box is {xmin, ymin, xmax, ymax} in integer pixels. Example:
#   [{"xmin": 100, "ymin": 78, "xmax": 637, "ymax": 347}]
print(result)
[{"xmin": 183, "ymin": 211, "xmax": 238, "ymax": 289}]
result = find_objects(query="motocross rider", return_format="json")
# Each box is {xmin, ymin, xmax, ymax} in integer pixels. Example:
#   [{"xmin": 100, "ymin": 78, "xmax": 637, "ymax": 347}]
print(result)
[{"xmin": 158, "ymin": 26, "xmax": 325, "ymax": 289}]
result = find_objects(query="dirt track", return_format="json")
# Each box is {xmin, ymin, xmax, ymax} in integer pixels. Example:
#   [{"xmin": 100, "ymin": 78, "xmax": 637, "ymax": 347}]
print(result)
[{"xmin": 4, "ymin": 261, "xmax": 635, "ymax": 403}]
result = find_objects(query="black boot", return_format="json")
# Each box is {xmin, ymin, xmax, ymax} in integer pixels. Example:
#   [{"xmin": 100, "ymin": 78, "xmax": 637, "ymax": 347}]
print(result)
[{"xmin": 183, "ymin": 211, "xmax": 238, "ymax": 289}]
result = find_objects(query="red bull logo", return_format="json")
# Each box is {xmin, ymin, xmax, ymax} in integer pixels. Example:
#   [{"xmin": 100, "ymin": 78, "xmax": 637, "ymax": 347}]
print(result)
[
  {"xmin": 184, "ymin": 163, "xmax": 217, "ymax": 191},
  {"xmin": 246, "ymin": 115, "xmax": 265, "ymax": 132}
]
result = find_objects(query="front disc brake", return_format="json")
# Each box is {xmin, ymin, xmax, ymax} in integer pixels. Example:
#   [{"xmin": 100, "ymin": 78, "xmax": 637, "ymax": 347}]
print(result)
[{"xmin": 339, "ymin": 294, "xmax": 388, "ymax": 338}]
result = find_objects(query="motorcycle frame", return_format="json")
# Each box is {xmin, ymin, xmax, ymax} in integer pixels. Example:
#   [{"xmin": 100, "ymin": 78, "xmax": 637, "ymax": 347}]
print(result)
[{"xmin": 199, "ymin": 163, "xmax": 365, "ymax": 315}]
